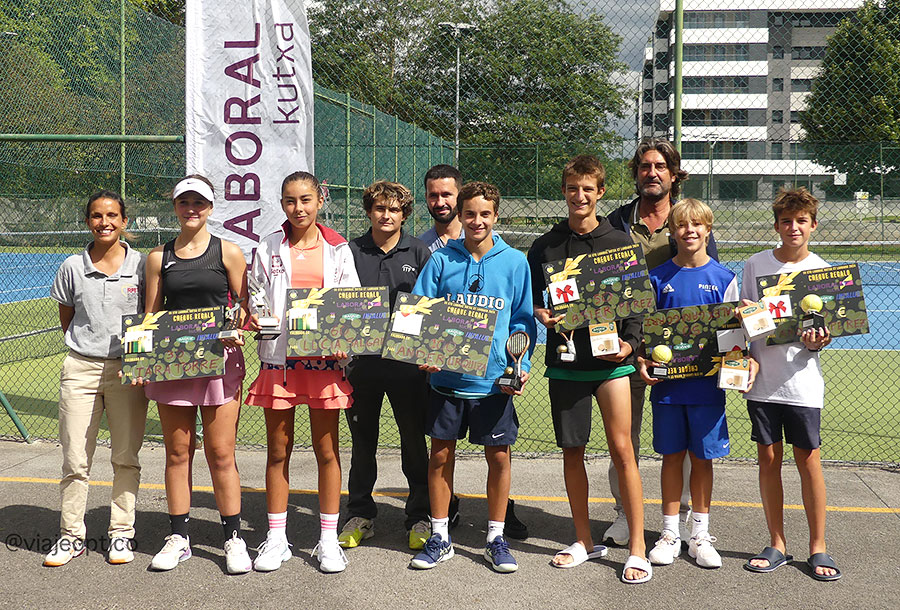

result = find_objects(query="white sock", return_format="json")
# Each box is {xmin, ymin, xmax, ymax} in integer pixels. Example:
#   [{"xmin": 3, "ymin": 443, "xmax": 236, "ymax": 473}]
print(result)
[
  {"xmin": 662, "ymin": 514, "xmax": 680, "ymax": 538},
  {"xmin": 431, "ymin": 517, "xmax": 450, "ymax": 541},
  {"xmin": 268, "ymin": 512, "xmax": 287, "ymax": 541},
  {"xmin": 487, "ymin": 520, "xmax": 505, "ymax": 543},
  {"xmin": 691, "ymin": 512, "xmax": 710, "ymax": 538},
  {"xmin": 320, "ymin": 512, "xmax": 339, "ymax": 543}
]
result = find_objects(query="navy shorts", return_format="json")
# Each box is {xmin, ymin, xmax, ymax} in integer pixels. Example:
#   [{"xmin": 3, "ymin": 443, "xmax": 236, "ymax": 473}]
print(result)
[
  {"xmin": 747, "ymin": 400, "xmax": 821, "ymax": 450},
  {"xmin": 426, "ymin": 391, "xmax": 518, "ymax": 446},
  {"xmin": 652, "ymin": 402, "xmax": 730, "ymax": 459}
]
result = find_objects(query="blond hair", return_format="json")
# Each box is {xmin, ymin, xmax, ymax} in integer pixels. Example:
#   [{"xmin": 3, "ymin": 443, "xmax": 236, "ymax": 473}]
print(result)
[{"xmin": 668, "ymin": 198, "xmax": 713, "ymax": 238}]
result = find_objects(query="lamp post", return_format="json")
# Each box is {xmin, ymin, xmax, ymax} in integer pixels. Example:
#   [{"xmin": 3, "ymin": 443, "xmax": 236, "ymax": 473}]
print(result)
[{"xmin": 438, "ymin": 21, "xmax": 476, "ymax": 165}]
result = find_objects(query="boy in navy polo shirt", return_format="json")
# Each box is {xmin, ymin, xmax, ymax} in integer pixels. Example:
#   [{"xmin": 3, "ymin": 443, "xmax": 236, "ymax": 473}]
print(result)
[
  {"xmin": 342, "ymin": 181, "xmax": 433, "ymax": 551},
  {"xmin": 638, "ymin": 199, "xmax": 752, "ymax": 569}
]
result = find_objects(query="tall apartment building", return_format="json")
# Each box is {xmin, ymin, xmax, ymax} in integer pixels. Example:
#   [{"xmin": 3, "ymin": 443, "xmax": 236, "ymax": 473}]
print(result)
[{"xmin": 640, "ymin": 1, "xmax": 865, "ymax": 200}]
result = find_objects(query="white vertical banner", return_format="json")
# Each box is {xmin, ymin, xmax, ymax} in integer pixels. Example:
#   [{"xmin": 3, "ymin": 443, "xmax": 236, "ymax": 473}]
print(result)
[{"xmin": 185, "ymin": 0, "xmax": 314, "ymax": 258}]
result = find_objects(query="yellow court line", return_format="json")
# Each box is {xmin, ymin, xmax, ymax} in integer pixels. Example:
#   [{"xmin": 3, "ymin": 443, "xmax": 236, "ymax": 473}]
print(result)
[{"xmin": 2, "ymin": 476, "xmax": 898, "ymax": 514}]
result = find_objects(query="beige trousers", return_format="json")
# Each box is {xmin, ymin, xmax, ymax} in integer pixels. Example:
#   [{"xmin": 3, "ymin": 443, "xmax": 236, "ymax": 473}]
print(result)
[{"xmin": 58, "ymin": 351, "xmax": 148, "ymax": 540}]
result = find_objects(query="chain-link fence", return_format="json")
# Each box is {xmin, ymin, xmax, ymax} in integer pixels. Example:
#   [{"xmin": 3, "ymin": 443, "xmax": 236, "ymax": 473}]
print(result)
[{"xmin": 0, "ymin": 0, "xmax": 898, "ymax": 463}]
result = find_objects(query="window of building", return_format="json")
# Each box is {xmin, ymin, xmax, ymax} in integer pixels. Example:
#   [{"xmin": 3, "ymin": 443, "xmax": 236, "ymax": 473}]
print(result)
[
  {"xmin": 654, "ymin": 83, "xmax": 669, "ymax": 100},
  {"xmin": 656, "ymin": 20, "xmax": 670, "ymax": 39},
  {"xmin": 773, "ymin": 78, "xmax": 783, "ymax": 92},
  {"xmin": 791, "ymin": 78, "xmax": 813, "ymax": 92},
  {"xmin": 684, "ymin": 11, "xmax": 749, "ymax": 28},
  {"xmin": 655, "ymin": 52, "xmax": 669, "ymax": 70},
  {"xmin": 643, "ymin": 113, "xmax": 653, "ymax": 127},
  {"xmin": 771, "ymin": 13, "xmax": 784, "ymax": 27},
  {"xmin": 791, "ymin": 110, "xmax": 802, "ymax": 124},
  {"xmin": 718, "ymin": 179, "xmax": 757, "ymax": 200},
  {"xmin": 770, "ymin": 12, "xmax": 852, "ymax": 28},
  {"xmin": 643, "ymin": 89, "xmax": 653, "ymax": 103},
  {"xmin": 683, "ymin": 109, "xmax": 749, "ymax": 126},
  {"xmin": 771, "ymin": 142, "xmax": 783, "ymax": 159},
  {"xmin": 772, "ymin": 110, "xmax": 783, "ymax": 123},
  {"xmin": 643, "ymin": 64, "xmax": 654, "ymax": 80},
  {"xmin": 681, "ymin": 141, "xmax": 708, "ymax": 159},
  {"xmin": 683, "ymin": 76, "xmax": 750, "ymax": 94},
  {"xmin": 772, "ymin": 45, "xmax": 784, "ymax": 59},
  {"xmin": 684, "ymin": 44, "xmax": 749, "ymax": 62},
  {"xmin": 775, "ymin": 178, "xmax": 812, "ymax": 194},
  {"xmin": 654, "ymin": 114, "xmax": 668, "ymax": 133},
  {"xmin": 790, "ymin": 143, "xmax": 814, "ymax": 159},
  {"xmin": 792, "ymin": 46, "xmax": 826, "ymax": 60}
]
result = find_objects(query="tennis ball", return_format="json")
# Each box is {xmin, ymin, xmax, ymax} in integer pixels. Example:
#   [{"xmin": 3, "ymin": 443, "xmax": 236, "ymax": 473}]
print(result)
[
  {"xmin": 800, "ymin": 294, "xmax": 823, "ymax": 313},
  {"xmin": 556, "ymin": 344, "xmax": 568, "ymax": 353},
  {"xmin": 505, "ymin": 366, "xmax": 514, "ymax": 375},
  {"xmin": 651, "ymin": 345, "xmax": 673, "ymax": 363}
]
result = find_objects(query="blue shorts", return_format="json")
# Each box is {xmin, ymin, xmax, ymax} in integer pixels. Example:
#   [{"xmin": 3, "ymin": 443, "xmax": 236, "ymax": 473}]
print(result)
[
  {"xmin": 651, "ymin": 402, "xmax": 730, "ymax": 459},
  {"xmin": 426, "ymin": 390, "xmax": 518, "ymax": 446}
]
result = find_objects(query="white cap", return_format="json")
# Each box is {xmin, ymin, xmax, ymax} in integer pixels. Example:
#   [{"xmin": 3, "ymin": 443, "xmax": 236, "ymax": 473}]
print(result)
[{"xmin": 172, "ymin": 177, "xmax": 214, "ymax": 204}]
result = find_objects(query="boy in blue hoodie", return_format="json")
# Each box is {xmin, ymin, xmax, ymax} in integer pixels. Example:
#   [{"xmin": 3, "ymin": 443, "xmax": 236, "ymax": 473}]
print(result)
[{"xmin": 409, "ymin": 181, "xmax": 536, "ymax": 573}]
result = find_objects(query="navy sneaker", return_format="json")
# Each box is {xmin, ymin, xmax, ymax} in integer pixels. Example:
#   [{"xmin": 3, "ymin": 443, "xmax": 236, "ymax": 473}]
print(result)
[
  {"xmin": 409, "ymin": 533, "xmax": 454, "ymax": 569},
  {"xmin": 484, "ymin": 535, "xmax": 518, "ymax": 573}
]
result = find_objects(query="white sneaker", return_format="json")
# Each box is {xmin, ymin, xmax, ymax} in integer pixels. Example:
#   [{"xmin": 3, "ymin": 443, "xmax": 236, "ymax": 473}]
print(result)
[
  {"xmin": 680, "ymin": 509, "xmax": 693, "ymax": 543},
  {"xmin": 602, "ymin": 510, "xmax": 630, "ymax": 546},
  {"xmin": 253, "ymin": 532, "xmax": 291, "ymax": 572},
  {"xmin": 648, "ymin": 530, "xmax": 681, "ymax": 565},
  {"xmin": 224, "ymin": 533, "xmax": 252, "ymax": 574},
  {"xmin": 43, "ymin": 537, "xmax": 84, "ymax": 567},
  {"xmin": 107, "ymin": 537, "xmax": 134, "ymax": 564},
  {"xmin": 689, "ymin": 531, "xmax": 722, "ymax": 568},
  {"xmin": 150, "ymin": 534, "xmax": 191, "ymax": 571},
  {"xmin": 313, "ymin": 539, "xmax": 348, "ymax": 573}
]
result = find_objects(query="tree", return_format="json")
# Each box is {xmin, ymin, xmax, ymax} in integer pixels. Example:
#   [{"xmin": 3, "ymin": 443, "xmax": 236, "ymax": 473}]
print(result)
[{"xmin": 801, "ymin": 0, "xmax": 900, "ymax": 194}]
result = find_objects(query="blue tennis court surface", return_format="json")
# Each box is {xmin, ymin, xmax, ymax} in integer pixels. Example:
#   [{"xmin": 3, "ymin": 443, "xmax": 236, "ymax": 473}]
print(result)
[{"xmin": 0, "ymin": 252, "xmax": 897, "ymax": 350}]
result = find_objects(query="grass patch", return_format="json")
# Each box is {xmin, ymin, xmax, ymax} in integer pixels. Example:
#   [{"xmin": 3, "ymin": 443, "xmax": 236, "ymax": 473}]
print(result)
[{"xmin": 0, "ymin": 343, "xmax": 897, "ymax": 463}]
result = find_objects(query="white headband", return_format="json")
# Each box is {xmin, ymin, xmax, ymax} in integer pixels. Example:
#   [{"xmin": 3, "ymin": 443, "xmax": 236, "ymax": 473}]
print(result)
[{"xmin": 172, "ymin": 177, "xmax": 214, "ymax": 204}]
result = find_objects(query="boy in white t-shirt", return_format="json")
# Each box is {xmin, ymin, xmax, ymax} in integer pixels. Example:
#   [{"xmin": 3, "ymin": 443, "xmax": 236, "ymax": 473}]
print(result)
[{"xmin": 740, "ymin": 188, "xmax": 840, "ymax": 581}]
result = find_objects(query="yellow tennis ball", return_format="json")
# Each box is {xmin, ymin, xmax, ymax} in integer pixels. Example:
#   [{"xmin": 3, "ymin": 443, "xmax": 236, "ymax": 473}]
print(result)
[
  {"xmin": 800, "ymin": 294, "xmax": 823, "ymax": 313},
  {"xmin": 651, "ymin": 345, "xmax": 673, "ymax": 363}
]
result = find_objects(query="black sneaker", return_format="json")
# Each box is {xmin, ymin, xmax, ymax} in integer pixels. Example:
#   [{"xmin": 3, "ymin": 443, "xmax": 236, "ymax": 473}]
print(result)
[
  {"xmin": 504, "ymin": 499, "xmax": 528, "ymax": 540},
  {"xmin": 449, "ymin": 494, "xmax": 461, "ymax": 529}
]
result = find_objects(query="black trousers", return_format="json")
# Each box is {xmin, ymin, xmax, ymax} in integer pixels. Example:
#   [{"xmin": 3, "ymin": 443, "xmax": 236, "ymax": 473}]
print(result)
[{"xmin": 345, "ymin": 358, "xmax": 430, "ymax": 529}]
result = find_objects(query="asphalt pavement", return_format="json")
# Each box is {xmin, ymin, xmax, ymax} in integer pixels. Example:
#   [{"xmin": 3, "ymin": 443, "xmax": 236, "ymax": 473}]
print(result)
[{"xmin": 0, "ymin": 439, "xmax": 898, "ymax": 609}]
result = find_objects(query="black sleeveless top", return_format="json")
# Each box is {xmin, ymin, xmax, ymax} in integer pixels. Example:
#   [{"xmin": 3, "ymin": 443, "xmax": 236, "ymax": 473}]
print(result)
[{"xmin": 161, "ymin": 236, "xmax": 229, "ymax": 310}]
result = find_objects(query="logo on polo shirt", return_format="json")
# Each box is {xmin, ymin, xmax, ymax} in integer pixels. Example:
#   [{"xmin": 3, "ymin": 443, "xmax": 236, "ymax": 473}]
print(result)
[
  {"xmin": 662, "ymin": 283, "xmax": 675, "ymax": 294},
  {"xmin": 122, "ymin": 284, "xmax": 139, "ymax": 299},
  {"xmin": 401, "ymin": 264, "xmax": 416, "ymax": 273}
]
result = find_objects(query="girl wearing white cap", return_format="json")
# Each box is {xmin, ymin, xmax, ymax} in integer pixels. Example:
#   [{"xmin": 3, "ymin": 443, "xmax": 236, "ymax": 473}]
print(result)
[{"xmin": 144, "ymin": 175, "xmax": 252, "ymax": 574}]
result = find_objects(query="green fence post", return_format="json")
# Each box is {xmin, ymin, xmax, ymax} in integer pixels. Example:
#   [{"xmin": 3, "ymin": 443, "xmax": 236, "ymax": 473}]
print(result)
[
  {"xmin": 119, "ymin": 0, "xmax": 126, "ymax": 197},
  {"xmin": 345, "ymin": 91, "xmax": 351, "ymax": 236},
  {"xmin": 0, "ymin": 390, "xmax": 32, "ymax": 443},
  {"xmin": 673, "ymin": 0, "xmax": 684, "ymax": 152}
]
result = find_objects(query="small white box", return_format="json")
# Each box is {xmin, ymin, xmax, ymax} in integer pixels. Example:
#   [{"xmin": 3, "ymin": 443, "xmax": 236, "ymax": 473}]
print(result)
[
  {"xmin": 716, "ymin": 328, "xmax": 746, "ymax": 354},
  {"xmin": 589, "ymin": 321, "xmax": 619, "ymax": 356},
  {"xmin": 718, "ymin": 357, "xmax": 751, "ymax": 392},
  {"xmin": 738, "ymin": 301, "xmax": 776, "ymax": 341}
]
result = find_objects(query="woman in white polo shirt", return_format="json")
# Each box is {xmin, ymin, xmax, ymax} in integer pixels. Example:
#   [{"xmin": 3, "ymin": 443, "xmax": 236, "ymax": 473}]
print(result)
[{"xmin": 44, "ymin": 190, "xmax": 148, "ymax": 567}]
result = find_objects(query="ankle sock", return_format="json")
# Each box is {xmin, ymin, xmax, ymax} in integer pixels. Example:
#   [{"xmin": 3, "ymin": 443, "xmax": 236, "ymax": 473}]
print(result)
[
  {"xmin": 431, "ymin": 516, "xmax": 450, "ymax": 541},
  {"xmin": 691, "ymin": 511, "xmax": 709, "ymax": 538},
  {"xmin": 221, "ymin": 513, "xmax": 241, "ymax": 541},
  {"xmin": 320, "ymin": 512, "xmax": 339, "ymax": 543},
  {"xmin": 486, "ymin": 520, "xmax": 505, "ymax": 543},
  {"xmin": 662, "ymin": 514, "xmax": 680, "ymax": 538},
  {"xmin": 169, "ymin": 513, "xmax": 189, "ymax": 538},
  {"xmin": 268, "ymin": 511, "xmax": 287, "ymax": 541}
]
